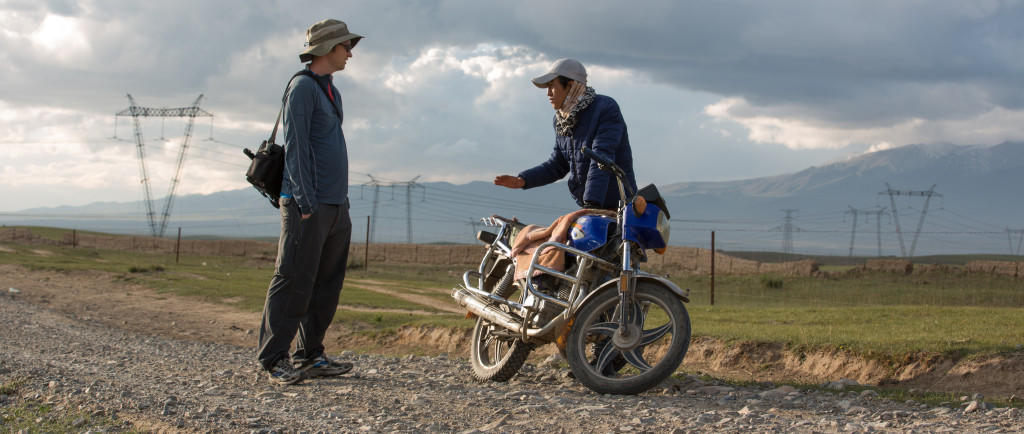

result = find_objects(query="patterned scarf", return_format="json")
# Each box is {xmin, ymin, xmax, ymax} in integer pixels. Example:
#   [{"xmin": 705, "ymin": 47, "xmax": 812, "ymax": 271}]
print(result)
[{"xmin": 555, "ymin": 83, "xmax": 596, "ymax": 137}]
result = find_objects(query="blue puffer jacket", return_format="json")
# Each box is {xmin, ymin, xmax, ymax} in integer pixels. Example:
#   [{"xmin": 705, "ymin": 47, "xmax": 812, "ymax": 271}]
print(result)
[{"xmin": 519, "ymin": 94, "xmax": 637, "ymax": 209}]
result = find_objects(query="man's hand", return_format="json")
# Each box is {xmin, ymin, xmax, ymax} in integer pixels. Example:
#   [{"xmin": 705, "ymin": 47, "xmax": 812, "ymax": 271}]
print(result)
[{"xmin": 493, "ymin": 175, "xmax": 526, "ymax": 189}]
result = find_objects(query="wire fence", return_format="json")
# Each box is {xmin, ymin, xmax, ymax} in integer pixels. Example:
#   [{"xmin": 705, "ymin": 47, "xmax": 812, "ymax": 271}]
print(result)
[
  {"xmin": 3, "ymin": 208, "xmax": 1023, "ymax": 260},
  {"xmin": 4, "ymin": 226, "xmax": 1021, "ymax": 279}
]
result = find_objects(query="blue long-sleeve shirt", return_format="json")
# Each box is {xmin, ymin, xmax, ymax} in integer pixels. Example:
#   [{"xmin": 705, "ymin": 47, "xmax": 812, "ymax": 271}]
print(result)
[
  {"xmin": 518, "ymin": 94, "xmax": 636, "ymax": 209},
  {"xmin": 280, "ymin": 69, "xmax": 349, "ymax": 215}
]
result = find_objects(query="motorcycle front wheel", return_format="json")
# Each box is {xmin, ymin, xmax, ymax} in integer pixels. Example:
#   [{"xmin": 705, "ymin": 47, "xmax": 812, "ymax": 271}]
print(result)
[
  {"xmin": 470, "ymin": 317, "xmax": 534, "ymax": 382},
  {"xmin": 566, "ymin": 282, "xmax": 691, "ymax": 395}
]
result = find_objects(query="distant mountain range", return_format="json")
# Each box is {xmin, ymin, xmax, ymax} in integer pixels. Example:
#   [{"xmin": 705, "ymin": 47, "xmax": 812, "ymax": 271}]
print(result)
[
  {"xmin": 6, "ymin": 142, "xmax": 1024, "ymax": 256},
  {"xmin": 660, "ymin": 141, "xmax": 1024, "ymax": 256}
]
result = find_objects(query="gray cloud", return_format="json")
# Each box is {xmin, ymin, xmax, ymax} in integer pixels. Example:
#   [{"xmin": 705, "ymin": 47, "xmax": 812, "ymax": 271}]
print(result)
[
  {"xmin": 2, "ymin": 0, "xmax": 1022, "ymax": 211},
  {"xmin": 7, "ymin": 0, "xmax": 1020, "ymax": 123}
]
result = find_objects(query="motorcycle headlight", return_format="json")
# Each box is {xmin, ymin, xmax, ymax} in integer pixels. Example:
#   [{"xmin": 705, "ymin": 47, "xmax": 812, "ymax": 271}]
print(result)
[{"xmin": 655, "ymin": 210, "xmax": 670, "ymax": 254}]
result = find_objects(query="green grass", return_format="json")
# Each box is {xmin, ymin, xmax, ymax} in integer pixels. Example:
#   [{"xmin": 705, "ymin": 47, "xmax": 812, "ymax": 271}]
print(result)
[
  {"xmin": 671, "ymin": 273, "xmax": 1024, "ymax": 308},
  {"xmin": 724, "ymin": 250, "xmax": 1024, "ymax": 266},
  {"xmin": 357, "ymin": 263, "xmax": 466, "ymax": 288},
  {"xmin": 688, "ymin": 305, "xmax": 1024, "ymax": 355},
  {"xmin": 2, "ymin": 225, "xmax": 111, "ymax": 241},
  {"xmin": 341, "ymin": 281, "xmax": 448, "ymax": 312},
  {"xmin": 0, "ymin": 241, "xmax": 463, "ymax": 323},
  {"xmin": 665, "ymin": 271, "xmax": 1024, "ymax": 355},
  {"xmin": 3, "ymin": 239, "xmax": 1023, "ymax": 360}
]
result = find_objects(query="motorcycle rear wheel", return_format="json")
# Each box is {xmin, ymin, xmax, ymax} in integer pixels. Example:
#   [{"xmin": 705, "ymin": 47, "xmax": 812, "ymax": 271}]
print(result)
[
  {"xmin": 566, "ymin": 282, "xmax": 691, "ymax": 395},
  {"xmin": 470, "ymin": 317, "xmax": 533, "ymax": 382}
]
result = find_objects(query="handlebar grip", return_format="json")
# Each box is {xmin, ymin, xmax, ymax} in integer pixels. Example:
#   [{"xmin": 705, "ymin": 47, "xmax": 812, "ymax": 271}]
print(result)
[{"xmin": 580, "ymin": 146, "xmax": 614, "ymax": 166}]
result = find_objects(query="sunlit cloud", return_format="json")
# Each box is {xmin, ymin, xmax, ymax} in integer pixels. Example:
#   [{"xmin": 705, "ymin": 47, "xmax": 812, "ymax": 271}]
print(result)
[
  {"xmin": 705, "ymin": 97, "xmax": 1024, "ymax": 150},
  {"xmin": 30, "ymin": 14, "xmax": 92, "ymax": 63}
]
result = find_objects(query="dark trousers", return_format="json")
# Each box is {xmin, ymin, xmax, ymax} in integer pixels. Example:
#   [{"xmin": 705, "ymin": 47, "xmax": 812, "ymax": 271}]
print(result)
[{"xmin": 257, "ymin": 198, "xmax": 352, "ymax": 370}]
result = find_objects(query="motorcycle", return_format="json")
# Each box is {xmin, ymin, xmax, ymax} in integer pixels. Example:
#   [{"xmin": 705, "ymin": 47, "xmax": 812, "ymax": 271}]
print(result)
[{"xmin": 451, "ymin": 147, "xmax": 691, "ymax": 395}]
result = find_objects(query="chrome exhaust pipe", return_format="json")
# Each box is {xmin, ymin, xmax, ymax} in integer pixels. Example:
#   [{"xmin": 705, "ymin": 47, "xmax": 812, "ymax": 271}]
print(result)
[{"xmin": 451, "ymin": 286, "xmax": 525, "ymax": 334}]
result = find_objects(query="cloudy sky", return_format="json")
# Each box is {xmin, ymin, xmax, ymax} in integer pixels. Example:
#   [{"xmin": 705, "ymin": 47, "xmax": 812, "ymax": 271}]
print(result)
[{"xmin": 1, "ymin": 0, "xmax": 1022, "ymax": 213}]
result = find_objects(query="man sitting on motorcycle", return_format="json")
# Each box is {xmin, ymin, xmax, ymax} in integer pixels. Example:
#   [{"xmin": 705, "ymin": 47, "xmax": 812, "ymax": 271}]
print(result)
[{"xmin": 494, "ymin": 58, "xmax": 637, "ymax": 210}]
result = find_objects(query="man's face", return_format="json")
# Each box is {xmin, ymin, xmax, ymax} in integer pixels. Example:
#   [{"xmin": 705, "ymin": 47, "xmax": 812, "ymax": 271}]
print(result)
[
  {"xmin": 546, "ymin": 79, "xmax": 569, "ymax": 110},
  {"xmin": 328, "ymin": 42, "xmax": 353, "ymax": 71}
]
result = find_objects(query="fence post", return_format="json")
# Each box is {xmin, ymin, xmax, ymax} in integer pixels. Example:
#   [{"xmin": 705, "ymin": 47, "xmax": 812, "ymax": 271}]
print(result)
[
  {"xmin": 175, "ymin": 227, "xmax": 182, "ymax": 264},
  {"xmin": 364, "ymin": 216, "xmax": 370, "ymax": 271},
  {"xmin": 711, "ymin": 230, "xmax": 715, "ymax": 306}
]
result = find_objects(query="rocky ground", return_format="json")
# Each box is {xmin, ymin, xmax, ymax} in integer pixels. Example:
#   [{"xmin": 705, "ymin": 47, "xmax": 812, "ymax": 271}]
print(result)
[{"xmin": 1, "ymin": 264, "xmax": 1023, "ymax": 433}]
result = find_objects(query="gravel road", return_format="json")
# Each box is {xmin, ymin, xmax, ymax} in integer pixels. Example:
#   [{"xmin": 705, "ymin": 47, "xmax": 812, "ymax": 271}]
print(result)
[{"xmin": 2, "ymin": 291, "xmax": 1023, "ymax": 433}]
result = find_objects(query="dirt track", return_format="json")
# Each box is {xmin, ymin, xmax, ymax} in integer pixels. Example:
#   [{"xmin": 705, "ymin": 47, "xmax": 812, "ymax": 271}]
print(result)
[{"xmin": 4, "ymin": 264, "xmax": 1024, "ymax": 432}]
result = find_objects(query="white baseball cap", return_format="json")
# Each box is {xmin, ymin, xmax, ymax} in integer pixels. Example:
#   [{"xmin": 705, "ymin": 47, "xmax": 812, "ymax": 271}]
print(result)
[{"xmin": 531, "ymin": 58, "xmax": 587, "ymax": 88}]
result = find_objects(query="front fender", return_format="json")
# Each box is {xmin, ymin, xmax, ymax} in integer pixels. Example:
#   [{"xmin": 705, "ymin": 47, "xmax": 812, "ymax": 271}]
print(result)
[
  {"xmin": 577, "ymin": 271, "xmax": 690, "ymax": 309},
  {"xmin": 636, "ymin": 271, "xmax": 690, "ymax": 303}
]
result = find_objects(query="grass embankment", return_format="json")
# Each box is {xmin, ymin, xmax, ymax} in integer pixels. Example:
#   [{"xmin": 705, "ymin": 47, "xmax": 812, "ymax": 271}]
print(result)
[{"xmin": 673, "ymin": 272, "xmax": 1024, "ymax": 355}]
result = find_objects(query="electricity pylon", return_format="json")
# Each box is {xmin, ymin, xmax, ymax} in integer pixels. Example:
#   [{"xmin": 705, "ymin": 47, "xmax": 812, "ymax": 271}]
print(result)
[
  {"xmin": 1008, "ymin": 228, "xmax": 1024, "ymax": 256},
  {"xmin": 117, "ymin": 94, "xmax": 212, "ymax": 237},
  {"xmin": 398, "ymin": 176, "xmax": 425, "ymax": 243},
  {"xmin": 363, "ymin": 175, "xmax": 383, "ymax": 243},
  {"xmin": 773, "ymin": 209, "xmax": 801, "ymax": 254},
  {"xmin": 879, "ymin": 183, "xmax": 941, "ymax": 257},
  {"xmin": 845, "ymin": 206, "xmax": 888, "ymax": 257},
  {"xmin": 362, "ymin": 175, "xmax": 425, "ymax": 243}
]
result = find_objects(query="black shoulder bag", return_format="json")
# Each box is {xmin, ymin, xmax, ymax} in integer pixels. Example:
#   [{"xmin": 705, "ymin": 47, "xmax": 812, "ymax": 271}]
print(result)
[{"xmin": 244, "ymin": 70, "xmax": 336, "ymax": 208}]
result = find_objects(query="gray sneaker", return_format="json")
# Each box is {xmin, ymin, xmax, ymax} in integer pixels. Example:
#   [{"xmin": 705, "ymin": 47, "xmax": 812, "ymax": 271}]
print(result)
[
  {"xmin": 266, "ymin": 358, "xmax": 304, "ymax": 385},
  {"xmin": 298, "ymin": 354, "xmax": 353, "ymax": 377}
]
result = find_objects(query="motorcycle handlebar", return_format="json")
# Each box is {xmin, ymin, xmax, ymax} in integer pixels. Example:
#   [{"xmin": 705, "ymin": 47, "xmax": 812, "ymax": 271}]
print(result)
[
  {"xmin": 580, "ymin": 146, "xmax": 635, "ymax": 200},
  {"xmin": 580, "ymin": 146, "xmax": 613, "ymax": 167}
]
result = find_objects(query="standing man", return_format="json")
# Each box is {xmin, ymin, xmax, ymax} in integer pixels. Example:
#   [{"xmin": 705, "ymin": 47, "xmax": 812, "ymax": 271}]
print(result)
[
  {"xmin": 494, "ymin": 58, "xmax": 636, "ymax": 210},
  {"xmin": 495, "ymin": 59, "xmax": 636, "ymax": 209},
  {"xmin": 257, "ymin": 19, "xmax": 362, "ymax": 385}
]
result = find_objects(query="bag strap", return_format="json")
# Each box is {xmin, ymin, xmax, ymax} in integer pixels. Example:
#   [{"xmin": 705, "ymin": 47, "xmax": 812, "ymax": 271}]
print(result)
[
  {"xmin": 268, "ymin": 70, "xmax": 338, "ymax": 144},
  {"xmin": 268, "ymin": 106, "xmax": 285, "ymax": 145}
]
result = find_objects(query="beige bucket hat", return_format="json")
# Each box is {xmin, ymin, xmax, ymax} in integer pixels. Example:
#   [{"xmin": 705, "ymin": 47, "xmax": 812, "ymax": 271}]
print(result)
[{"xmin": 299, "ymin": 19, "xmax": 363, "ymax": 63}]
